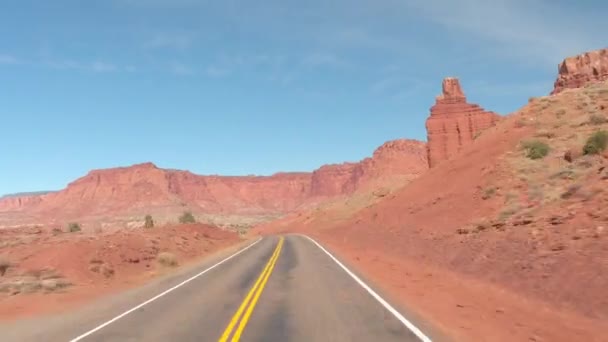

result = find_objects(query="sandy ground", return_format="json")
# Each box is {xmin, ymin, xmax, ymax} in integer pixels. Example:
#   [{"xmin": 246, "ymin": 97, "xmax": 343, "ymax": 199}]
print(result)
[{"xmin": 0, "ymin": 223, "xmax": 241, "ymax": 320}]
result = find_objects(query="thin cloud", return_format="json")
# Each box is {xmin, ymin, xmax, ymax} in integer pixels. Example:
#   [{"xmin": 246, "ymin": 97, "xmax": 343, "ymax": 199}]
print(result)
[
  {"xmin": 91, "ymin": 61, "xmax": 118, "ymax": 73},
  {"xmin": 143, "ymin": 32, "xmax": 193, "ymax": 50},
  {"xmin": 402, "ymin": 0, "xmax": 607, "ymax": 66},
  {"xmin": 0, "ymin": 54, "xmax": 20, "ymax": 65},
  {"xmin": 301, "ymin": 52, "xmax": 350, "ymax": 69},
  {"xmin": 170, "ymin": 62, "xmax": 195, "ymax": 76},
  {"xmin": 46, "ymin": 59, "xmax": 122, "ymax": 73}
]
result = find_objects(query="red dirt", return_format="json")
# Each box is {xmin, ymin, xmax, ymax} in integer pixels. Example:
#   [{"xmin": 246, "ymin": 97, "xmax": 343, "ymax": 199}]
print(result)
[
  {"xmin": 0, "ymin": 223, "xmax": 240, "ymax": 319},
  {"xmin": 257, "ymin": 81, "xmax": 608, "ymax": 341}
]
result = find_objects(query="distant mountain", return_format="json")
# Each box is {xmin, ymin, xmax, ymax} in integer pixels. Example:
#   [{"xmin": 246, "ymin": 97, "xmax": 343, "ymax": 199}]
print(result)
[{"xmin": 0, "ymin": 191, "xmax": 55, "ymax": 199}]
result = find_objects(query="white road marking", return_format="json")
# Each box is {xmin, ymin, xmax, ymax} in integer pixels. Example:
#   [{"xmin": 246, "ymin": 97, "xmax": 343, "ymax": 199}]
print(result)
[
  {"xmin": 68, "ymin": 238, "xmax": 262, "ymax": 342},
  {"xmin": 301, "ymin": 235, "xmax": 433, "ymax": 342}
]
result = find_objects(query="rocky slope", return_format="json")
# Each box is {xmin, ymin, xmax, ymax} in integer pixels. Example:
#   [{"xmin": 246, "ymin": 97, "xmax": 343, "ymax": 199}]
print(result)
[
  {"xmin": 425, "ymin": 77, "xmax": 500, "ymax": 167},
  {"xmin": 0, "ymin": 139, "xmax": 427, "ymax": 226},
  {"xmin": 258, "ymin": 50, "xmax": 608, "ymax": 341},
  {"xmin": 552, "ymin": 48, "xmax": 608, "ymax": 94}
]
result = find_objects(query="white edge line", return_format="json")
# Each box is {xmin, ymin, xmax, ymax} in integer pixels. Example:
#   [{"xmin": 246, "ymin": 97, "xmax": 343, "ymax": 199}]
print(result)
[
  {"xmin": 300, "ymin": 234, "xmax": 433, "ymax": 342},
  {"xmin": 69, "ymin": 238, "xmax": 262, "ymax": 342}
]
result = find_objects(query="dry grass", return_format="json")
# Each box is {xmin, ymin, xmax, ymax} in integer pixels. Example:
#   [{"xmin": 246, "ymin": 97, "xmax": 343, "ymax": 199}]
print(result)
[
  {"xmin": 157, "ymin": 252, "xmax": 178, "ymax": 267},
  {"xmin": 501, "ymin": 82, "xmax": 608, "ymax": 226},
  {"xmin": 0, "ymin": 268, "xmax": 71, "ymax": 295},
  {"xmin": 0, "ymin": 256, "xmax": 12, "ymax": 276}
]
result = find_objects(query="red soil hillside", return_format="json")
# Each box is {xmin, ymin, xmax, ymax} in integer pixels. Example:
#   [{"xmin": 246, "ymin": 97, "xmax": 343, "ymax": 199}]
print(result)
[
  {"xmin": 425, "ymin": 77, "xmax": 501, "ymax": 167},
  {"xmin": 0, "ymin": 139, "xmax": 427, "ymax": 227},
  {"xmin": 258, "ymin": 58, "xmax": 608, "ymax": 340}
]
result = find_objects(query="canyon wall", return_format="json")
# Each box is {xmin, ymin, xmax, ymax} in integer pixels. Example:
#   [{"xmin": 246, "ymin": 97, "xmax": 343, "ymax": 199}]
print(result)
[
  {"xmin": 0, "ymin": 139, "xmax": 427, "ymax": 222},
  {"xmin": 425, "ymin": 78, "xmax": 500, "ymax": 168},
  {"xmin": 552, "ymin": 48, "xmax": 608, "ymax": 94}
]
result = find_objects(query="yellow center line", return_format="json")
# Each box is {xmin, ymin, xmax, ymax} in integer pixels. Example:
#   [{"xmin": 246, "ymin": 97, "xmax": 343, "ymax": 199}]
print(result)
[
  {"xmin": 218, "ymin": 237, "xmax": 284, "ymax": 342},
  {"xmin": 230, "ymin": 238, "xmax": 282, "ymax": 341}
]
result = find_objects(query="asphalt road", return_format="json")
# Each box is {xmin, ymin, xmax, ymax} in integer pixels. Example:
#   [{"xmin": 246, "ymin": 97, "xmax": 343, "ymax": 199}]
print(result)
[{"xmin": 0, "ymin": 235, "xmax": 433, "ymax": 342}]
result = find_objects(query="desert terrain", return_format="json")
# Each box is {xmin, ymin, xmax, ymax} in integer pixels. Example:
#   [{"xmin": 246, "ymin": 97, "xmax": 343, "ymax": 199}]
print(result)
[{"xmin": 1, "ymin": 47, "xmax": 608, "ymax": 341}]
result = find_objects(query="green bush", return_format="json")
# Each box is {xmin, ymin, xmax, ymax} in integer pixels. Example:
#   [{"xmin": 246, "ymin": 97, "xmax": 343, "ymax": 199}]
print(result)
[
  {"xmin": 144, "ymin": 215, "xmax": 154, "ymax": 229},
  {"xmin": 178, "ymin": 211, "xmax": 196, "ymax": 224},
  {"xmin": 522, "ymin": 140, "xmax": 550, "ymax": 160},
  {"xmin": 583, "ymin": 130, "xmax": 608, "ymax": 155},
  {"xmin": 68, "ymin": 222, "xmax": 81, "ymax": 233}
]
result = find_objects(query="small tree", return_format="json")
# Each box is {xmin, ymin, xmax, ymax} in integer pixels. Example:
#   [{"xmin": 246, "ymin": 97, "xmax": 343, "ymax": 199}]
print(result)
[
  {"xmin": 68, "ymin": 222, "xmax": 81, "ymax": 233},
  {"xmin": 144, "ymin": 215, "xmax": 154, "ymax": 229},
  {"xmin": 583, "ymin": 130, "xmax": 608, "ymax": 155},
  {"xmin": 179, "ymin": 211, "xmax": 196, "ymax": 224}
]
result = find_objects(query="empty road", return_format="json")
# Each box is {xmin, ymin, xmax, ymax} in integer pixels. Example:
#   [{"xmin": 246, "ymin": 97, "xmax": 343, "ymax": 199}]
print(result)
[{"xmin": 0, "ymin": 235, "xmax": 433, "ymax": 342}]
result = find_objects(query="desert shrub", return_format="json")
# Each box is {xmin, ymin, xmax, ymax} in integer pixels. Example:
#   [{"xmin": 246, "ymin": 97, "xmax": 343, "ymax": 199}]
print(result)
[
  {"xmin": 178, "ymin": 211, "xmax": 196, "ymax": 224},
  {"xmin": 482, "ymin": 187, "xmax": 496, "ymax": 200},
  {"xmin": 589, "ymin": 114, "xmax": 607, "ymax": 125},
  {"xmin": 0, "ymin": 256, "xmax": 12, "ymax": 276},
  {"xmin": 157, "ymin": 252, "xmax": 178, "ymax": 267},
  {"xmin": 68, "ymin": 223, "xmax": 81, "ymax": 233},
  {"xmin": 144, "ymin": 215, "xmax": 154, "ymax": 229},
  {"xmin": 583, "ymin": 130, "xmax": 608, "ymax": 155},
  {"xmin": 555, "ymin": 109, "xmax": 566, "ymax": 117},
  {"xmin": 522, "ymin": 140, "xmax": 550, "ymax": 160},
  {"xmin": 535, "ymin": 129, "xmax": 556, "ymax": 139}
]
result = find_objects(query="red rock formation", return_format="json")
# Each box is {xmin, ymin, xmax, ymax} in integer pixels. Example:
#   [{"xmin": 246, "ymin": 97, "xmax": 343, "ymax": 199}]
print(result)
[
  {"xmin": 552, "ymin": 48, "xmax": 608, "ymax": 94},
  {"xmin": 0, "ymin": 140, "xmax": 428, "ymax": 221},
  {"xmin": 425, "ymin": 77, "xmax": 500, "ymax": 168},
  {"xmin": 0, "ymin": 195, "xmax": 44, "ymax": 212}
]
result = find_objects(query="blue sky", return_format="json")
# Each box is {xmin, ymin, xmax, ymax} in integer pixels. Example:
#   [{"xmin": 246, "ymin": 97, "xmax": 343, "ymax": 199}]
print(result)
[{"xmin": 1, "ymin": 0, "xmax": 606, "ymax": 195}]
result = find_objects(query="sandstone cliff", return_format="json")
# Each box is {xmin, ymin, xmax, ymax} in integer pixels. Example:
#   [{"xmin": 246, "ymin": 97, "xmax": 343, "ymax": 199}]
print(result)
[
  {"xmin": 552, "ymin": 48, "xmax": 608, "ymax": 94},
  {"xmin": 0, "ymin": 140, "xmax": 427, "ymax": 223},
  {"xmin": 425, "ymin": 78, "xmax": 500, "ymax": 168}
]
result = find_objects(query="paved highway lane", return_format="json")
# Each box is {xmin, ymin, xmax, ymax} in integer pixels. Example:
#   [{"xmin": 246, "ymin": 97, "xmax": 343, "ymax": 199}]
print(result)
[{"xmin": 0, "ymin": 235, "xmax": 433, "ymax": 342}]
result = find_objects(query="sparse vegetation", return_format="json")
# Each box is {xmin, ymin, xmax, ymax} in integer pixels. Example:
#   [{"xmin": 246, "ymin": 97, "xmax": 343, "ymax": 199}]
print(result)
[
  {"xmin": 522, "ymin": 140, "xmax": 550, "ymax": 160},
  {"xmin": 481, "ymin": 187, "xmax": 496, "ymax": 200},
  {"xmin": 0, "ymin": 256, "xmax": 12, "ymax": 276},
  {"xmin": 157, "ymin": 252, "xmax": 178, "ymax": 267},
  {"xmin": 555, "ymin": 109, "xmax": 566, "ymax": 117},
  {"xmin": 534, "ymin": 129, "xmax": 556, "ymax": 139},
  {"xmin": 583, "ymin": 130, "xmax": 608, "ymax": 155},
  {"xmin": 179, "ymin": 211, "xmax": 196, "ymax": 224},
  {"xmin": 498, "ymin": 207, "xmax": 518, "ymax": 221},
  {"xmin": 589, "ymin": 114, "xmax": 607, "ymax": 125},
  {"xmin": 550, "ymin": 168, "xmax": 577, "ymax": 180},
  {"xmin": 144, "ymin": 215, "xmax": 154, "ymax": 228},
  {"xmin": 68, "ymin": 222, "xmax": 81, "ymax": 233},
  {"xmin": 0, "ymin": 268, "xmax": 71, "ymax": 295},
  {"xmin": 561, "ymin": 184, "xmax": 581, "ymax": 199}
]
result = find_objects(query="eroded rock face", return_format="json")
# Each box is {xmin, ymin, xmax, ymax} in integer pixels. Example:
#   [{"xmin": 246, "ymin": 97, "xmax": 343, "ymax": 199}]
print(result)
[
  {"xmin": 425, "ymin": 78, "xmax": 500, "ymax": 168},
  {"xmin": 552, "ymin": 48, "xmax": 608, "ymax": 95},
  {"xmin": 0, "ymin": 195, "xmax": 44, "ymax": 212},
  {"xmin": 0, "ymin": 140, "xmax": 428, "ymax": 220}
]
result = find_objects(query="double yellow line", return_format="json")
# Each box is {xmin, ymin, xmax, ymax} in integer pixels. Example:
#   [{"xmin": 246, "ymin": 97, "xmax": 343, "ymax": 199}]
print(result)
[{"xmin": 219, "ymin": 237, "xmax": 284, "ymax": 342}]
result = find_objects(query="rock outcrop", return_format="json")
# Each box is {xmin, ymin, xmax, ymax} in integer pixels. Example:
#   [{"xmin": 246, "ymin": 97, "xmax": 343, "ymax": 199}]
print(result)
[
  {"xmin": 425, "ymin": 78, "xmax": 500, "ymax": 168},
  {"xmin": 552, "ymin": 48, "xmax": 608, "ymax": 94},
  {"xmin": 0, "ymin": 140, "xmax": 428, "ymax": 222},
  {"xmin": 0, "ymin": 195, "xmax": 44, "ymax": 212}
]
